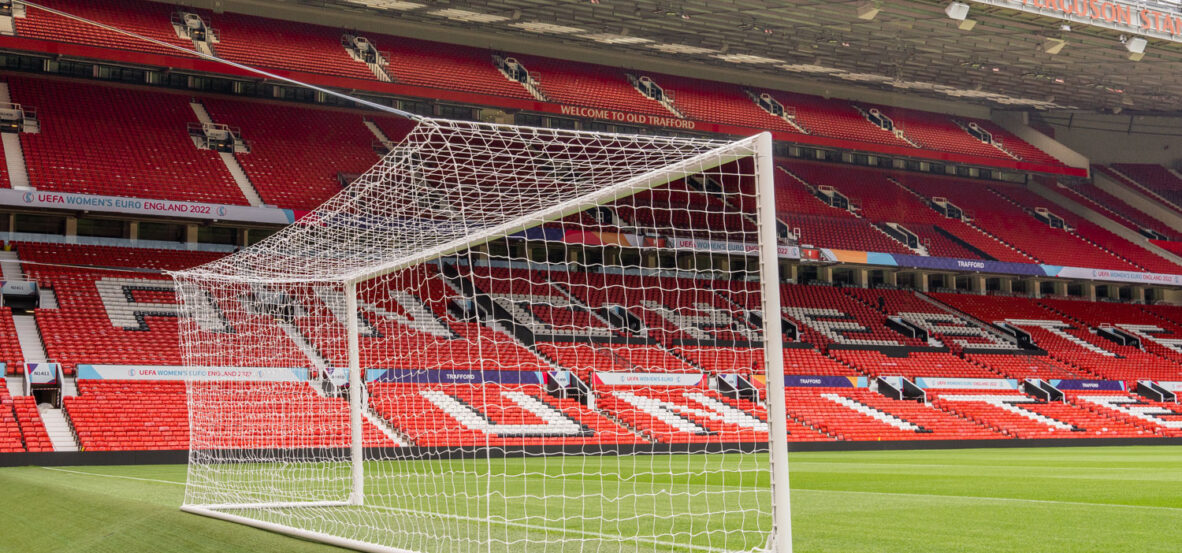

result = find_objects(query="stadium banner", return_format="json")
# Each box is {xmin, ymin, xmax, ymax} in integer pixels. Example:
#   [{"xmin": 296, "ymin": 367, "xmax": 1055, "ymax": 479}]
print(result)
[
  {"xmin": 670, "ymin": 238, "xmax": 800, "ymax": 259},
  {"xmin": 75, "ymin": 365, "xmax": 310, "ymax": 382},
  {"xmin": 793, "ymin": 247, "xmax": 1182, "ymax": 285},
  {"xmin": 915, "ymin": 377, "xmax": 1019, "ymax": 390},
  {"xmin": 549, "ymin": 370, "xmax": 572, "ymax": 387},
  {"xmin": 592, "ymin": 372, "xmax": 706, "ymax": 387},
  {"xmin": 783, "ymin": 375, "xmax": 867, "ymax": 388},
  {"xmin": 1157, "ymin": 381, "xmax": 1182, "ymax": 392},
  {"xmin": 26, "ymin": 362, "xmax": 59, "ymax": 386},
  {"xmin": 0, "ymin": 189, "xmax": 296, "ymax": 225},
  {"xmin": 365, "ymin": 368, "xmax": 546, "ymax": 385},
  {"xmin": 324, "ymin": 367, "xmax": 349, "ymax": 387},
  {"xmin": 970, "ymin": 0, "xmax": 1182, "ymax": 43},
  {"xmin": 1049, "ymin": 379, "xmax": 1126, "ymax": 391},
  {"xmin": 890, "ymin": 254, "xmax": 1046, "ymax": 276},
  {"xmin": 1042, "ymin": 266, "xmax": 1182, "ymax": 285}
]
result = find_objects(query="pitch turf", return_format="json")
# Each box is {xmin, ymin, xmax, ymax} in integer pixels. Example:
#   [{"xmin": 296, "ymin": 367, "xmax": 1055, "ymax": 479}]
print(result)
[{"xmin": 1, "ymin": 446, "xmax": 1180, "ymax": 553}]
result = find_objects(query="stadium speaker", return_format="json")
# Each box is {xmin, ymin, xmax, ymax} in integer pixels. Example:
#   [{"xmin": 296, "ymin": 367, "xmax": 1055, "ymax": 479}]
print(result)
[
  {"xmin": 1124, "ymin": 36, "xmax": 1147, "ymax": 60},
  {"xmin": 944, "ymin": 1, "xmax": 970, "ymax": 21}
]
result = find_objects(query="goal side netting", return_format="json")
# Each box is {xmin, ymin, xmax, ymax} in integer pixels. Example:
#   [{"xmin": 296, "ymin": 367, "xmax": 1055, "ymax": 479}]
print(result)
[{"xmin": 172, "ymin": 118, "xmax": 790, "ymax": 553}]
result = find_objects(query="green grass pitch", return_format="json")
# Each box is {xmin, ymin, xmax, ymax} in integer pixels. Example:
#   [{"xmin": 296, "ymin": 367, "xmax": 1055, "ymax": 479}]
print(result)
[{"xmin": 1, "ymin": 446, "xmax": 1180, "ymax": 553}]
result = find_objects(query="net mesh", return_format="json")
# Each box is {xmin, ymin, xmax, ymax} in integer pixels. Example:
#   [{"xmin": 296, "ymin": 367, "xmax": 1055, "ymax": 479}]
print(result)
[{"xmin": 174, "ymin": 118, "xmax": 779, "ymax": 553}]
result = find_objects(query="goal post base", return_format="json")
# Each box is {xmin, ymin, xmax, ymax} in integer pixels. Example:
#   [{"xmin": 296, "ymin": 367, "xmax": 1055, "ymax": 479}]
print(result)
[{"xmin": 181, "ymin": 504, "xmax": 418, "ymax": 553}]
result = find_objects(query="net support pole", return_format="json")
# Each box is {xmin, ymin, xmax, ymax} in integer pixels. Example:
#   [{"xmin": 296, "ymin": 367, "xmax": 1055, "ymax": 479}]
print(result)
[
  {"xmin": 345, "ymin": 279, "xmax": 365, "ymax": 506},
  {"xmin": 753, "ymin": 132, "xmax": 792, "ymax": 553}
]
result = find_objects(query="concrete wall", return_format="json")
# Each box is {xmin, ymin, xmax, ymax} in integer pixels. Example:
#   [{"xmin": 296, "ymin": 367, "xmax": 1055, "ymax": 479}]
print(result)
[{"xmin": 1035, "ymin": 112, "xmax": 1182, "ymax": 166}]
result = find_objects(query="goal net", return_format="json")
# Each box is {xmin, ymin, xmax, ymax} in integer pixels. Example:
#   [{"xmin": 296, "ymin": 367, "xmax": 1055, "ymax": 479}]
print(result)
[{"xmin": 172, "ymin": 117, "xmax": 791, "ymax": 553}]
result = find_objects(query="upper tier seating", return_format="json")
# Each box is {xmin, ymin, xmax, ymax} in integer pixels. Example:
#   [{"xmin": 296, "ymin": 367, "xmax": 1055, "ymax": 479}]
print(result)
[
  {"xmin": 1060, "ymin": 182, "xmax": 1182, "ymax": 241},
  {"xmin": 369, "ymin": 382, "xmax": 640, "ymax": 447},
  {"xmin": 647, "ymin": 75, "xmax": 803, "ymax": 133},
  {"xmin": 8, "ymin": 76, "xmax": 246, "ymax": 204},
  {"xmin": 991, "ymin": 185, "xmax": 1178, "ymax": 274},
  {"xmin": 896, "ymin": 174, "xmax": 1143, "ymax": 271},
  {"xmin": 769, "ymin": 94, "xmax": 912, "ymax": 148},
  {"xmin": 615, "ymin": 179, "xmax": 758, "ymax": 241},
  {"xmin": 876, "ymin": 108, "xmax": 1007, "ymax": 160},
  {"xmin": 206, "ymin": 12, "xmax": 375, "ymax": 81},
  {"xmin": 14, "ymin": 0, "xmax": 196, "ymax": 57},
  {"xmin": 2, "ymin": 1, "xmax": 1067, "ymax": 173},
  {"xmin": 512, "ymin": 55, "xmax": 677, "ymax": 118},
  {"xmin": 200, "ymin": 98, "xmax": 384, "ymax": 209},
  {"xmin": 783, "ymin": 162, "xmax": 1032, "ymax": 262},
  {"xmin": 381, "ymin": 40, "xmax": 535, "ymax": 100},
  {"xmin": 1111, "ymin": 164, "xmax": 1182, "ymax": 209}
]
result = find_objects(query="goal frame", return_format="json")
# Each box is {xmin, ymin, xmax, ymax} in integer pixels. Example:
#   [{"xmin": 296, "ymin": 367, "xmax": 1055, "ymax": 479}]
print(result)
[{"xmin": 179, "ymin": 130, "xmax": 792, "ymax": 553}]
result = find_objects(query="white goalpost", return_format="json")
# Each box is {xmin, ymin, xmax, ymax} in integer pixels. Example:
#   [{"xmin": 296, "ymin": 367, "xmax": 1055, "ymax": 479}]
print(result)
[{"xmin": 172, "ymin": 118, "xmax": 791, "ymax": 553}]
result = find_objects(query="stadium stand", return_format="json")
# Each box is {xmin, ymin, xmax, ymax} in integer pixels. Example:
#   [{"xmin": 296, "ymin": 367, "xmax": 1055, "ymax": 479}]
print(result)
[
  {"xmin": 206, "ymin": 11, "xmax": 377, "ymax": 81},
  {"xmin": 782, "ymin": 162, "xmax": 1034, "ymax": 262},
  {"xmin": 380, "ymin": 40, "xmax": 536, "ymax": 100},
  {"xmin": 511, "ymin": 55, "xmax": 673, "ymax": 118},
  {"xmin": 0, "ymin": 388, "xmax": 26, "ymax": 452},
  {"xmin": 990, "ymin": 185, "xmax": 1179, "ymax": 273},
  {"xmin": 200, "ymin": 97, "xmax": 406, "ymax": 209},
  {"xmin": 930, "ymin": 388, "xmax": 1150, "ymax": 438},
  {"xmin": 1110, "ymin": 164, "xmax": 1182, "ymax": 210},
  {"xmin": 895, "ymin": 174, "xmax": 1145, "ymax": 271},
  {"xmin": 369, "ymin": 382, "xmax": 641, "ymax": 446},
  {"xmin": 7, "ymin": 75, "xmax": 248, "ymax": 204},
  {"xmin": 13, "ymin": 0, "xmax": 196, "ymax": 57},
  {"xmin": 12, "ymin": 396, "xmax": 53, "ymax": 452},
  {"xmin": 781, "ymin": 387, "xmax": 1000, "ymax": 441},
  {"xmin": 17, "ymin": 243, "xmax": 224, "ymax": 373},
  {"xmin": 1059, "ymin": 182, "xmax": 1182, "ymax": 241},
  {"xmin": 0, "ymin": 307, "xmax": 25, "ymax": 375}
]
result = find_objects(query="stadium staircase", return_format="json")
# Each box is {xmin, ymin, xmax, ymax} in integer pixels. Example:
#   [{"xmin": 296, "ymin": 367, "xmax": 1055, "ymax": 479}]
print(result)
[
  {"xmin": 0, "ymin": 82, "xmax": 32, "ymax": 190},
  {"xmin": 39, "ymin": 407, "xmax": 78, "ymax": 452},
  {"xmin": 188, "ymin": 100, "xmax": 263, "ymax": 206}
]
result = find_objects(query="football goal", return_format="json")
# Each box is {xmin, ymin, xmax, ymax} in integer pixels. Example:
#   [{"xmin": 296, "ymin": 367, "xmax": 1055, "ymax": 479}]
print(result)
[{"xmin": 172, "ymin": 118, "xmax": 791, "ymax": 553}]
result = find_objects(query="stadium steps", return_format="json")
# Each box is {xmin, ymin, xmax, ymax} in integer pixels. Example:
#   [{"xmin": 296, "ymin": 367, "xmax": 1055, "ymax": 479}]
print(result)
[
  {"xmin": 277, "ymin": 321, "xmax": 329, "ymax": 373},
  {"xmin": 886, "ymin": 177, "xmax": 1038, "ymax": 263},
  {"xmin": 189, "ymin": 100, "xmax": 264, "ymax": 207},
  {"xmin": 986, "ymin": 187, "xmax": 1152, "ymax": 271},
  {"xmin": 1028, "ymin": 180, "xmax": 1182, "ymax": 269},
  {"xmin": 363, "ymin": 119, "xmax": 396, "ymax": 151},
  {"xmin": 1101, "ymin": 165, "xmax": 1182, "ymax": 216},
  {"xmin": 362, "ymin": 404, "xmax": 411, "ymax": 447},
  {"xmin": 0, "ymin": 87, "xmax": 31, "ymax": 189},
  {"xmin": 0, "ymin": 250, "xmax": 23, "ymax": 281},
  {"xmin": 38, "ymin": 406, "xmax": 79, "ymax": 452},
  {"xmin": 822, "ymin": 393, "xmax": 923, "ymax": 431},
  {"xmin": 913, "ymin": 291, "xmax": 1018, "ymax": 347},
  {"xmin": 4, "ymin": 376, "xmax": 21, "ymax": 397},
  {"xmin": 11, "ymin": 313, "xmax": 47, "ymax": 366}
]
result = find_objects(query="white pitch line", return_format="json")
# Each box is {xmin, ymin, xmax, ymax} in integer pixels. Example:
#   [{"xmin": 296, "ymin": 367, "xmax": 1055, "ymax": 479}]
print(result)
[
  {"xmin": 39, "ymin": 466, "xmax": 185, "ymax": 486},
  {"xmin": 358, "ymin": 503, "xmax": 735, "ymax": 553},
  {"xmin": 793, "ymin": 488, "xmax": 1182, "ymax": 512}
]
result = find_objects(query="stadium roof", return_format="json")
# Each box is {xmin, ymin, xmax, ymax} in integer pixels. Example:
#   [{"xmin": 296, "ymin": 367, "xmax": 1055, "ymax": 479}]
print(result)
[{"xmin": 190, "ymin": 0, "xmax": 1182, "ymax": 114}]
